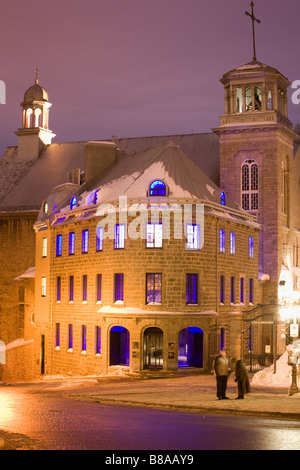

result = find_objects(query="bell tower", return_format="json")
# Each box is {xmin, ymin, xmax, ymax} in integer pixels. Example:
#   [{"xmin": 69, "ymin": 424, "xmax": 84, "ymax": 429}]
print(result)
[{"xmin": 15, "ymin": 69, "xmax": 55, "ymax": 161}]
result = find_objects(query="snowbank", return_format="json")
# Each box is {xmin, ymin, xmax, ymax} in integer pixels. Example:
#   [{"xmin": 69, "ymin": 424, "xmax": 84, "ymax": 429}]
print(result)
[{"xmin": 252, "ymin": 347, "xmax": 300, "ymax": 388}]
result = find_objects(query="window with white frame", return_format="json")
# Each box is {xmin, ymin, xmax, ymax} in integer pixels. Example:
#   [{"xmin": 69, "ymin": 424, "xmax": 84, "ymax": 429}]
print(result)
[
  {"xmin": 219, "ymin": 229, "xmax": 225, "ymax": 253},
  {"xmin": 41, "ymin": 277, "xmax": 46, "ymax": 297},
  {"xmin": 241, "ymin": 159, "xmax": 258, "ymax": 211},
  {"xmin": 96, "ymin": 226, "xmax": 104, "ymax": 251},
  {"xmin": 249, "ymin": 236, "xmax": 254, "ymax": 258},
  {"xmin": 114, "ymin": 224, "xmax": 125, "ymax": 249},
  {"xmin": 146, "ymin": 223, "xmax": 163, "ymax": 248},
  {"xmin": 230, "ymin": 232, "xmax": 235, "ymax": 255},
  {"xmin": 186, "ymin": 224, "xmax": 200, "ymax": 250},
  {"xmin": 42, "ymin": 237, "xmax": 47, "ymax": 257}
]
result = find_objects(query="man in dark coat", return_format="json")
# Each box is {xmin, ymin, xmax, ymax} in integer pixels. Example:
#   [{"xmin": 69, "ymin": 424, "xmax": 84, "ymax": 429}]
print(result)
[
  {"xmin": 234, "ymin": 360, "xmax": 251, "ymax": 399},
  {"xmin": 214, "ymin": 349, "xmax": 229, "ymax": 400}
]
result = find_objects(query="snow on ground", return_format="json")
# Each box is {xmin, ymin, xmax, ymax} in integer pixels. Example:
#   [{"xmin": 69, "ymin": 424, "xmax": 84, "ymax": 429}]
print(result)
[{"xmin": 252, "ymin": 346, "xmax": 300, "ymax": 388}]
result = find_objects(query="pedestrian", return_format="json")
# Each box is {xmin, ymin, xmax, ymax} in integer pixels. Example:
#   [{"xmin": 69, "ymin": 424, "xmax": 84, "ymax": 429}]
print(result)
[
  {"xmin": 214, "ymin": 349, "xmax": 229, "ymax": 400},
  {"xmin": 234, "ymin": 359, "xmax": 251, "ymax": 399}
]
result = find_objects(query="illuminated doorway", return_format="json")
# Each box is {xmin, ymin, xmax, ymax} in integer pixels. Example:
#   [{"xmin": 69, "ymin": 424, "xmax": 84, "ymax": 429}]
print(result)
[
  {"xmin": 178, "ymin": 327, "xmax": 203, "ymax": 368},
  {"xmin": 144, "ymin": 327, "xmax": 163, "ymax": 369},
  {"xmin": 109, "ymin": 326, "xmax": 130, "ymax": 366}
]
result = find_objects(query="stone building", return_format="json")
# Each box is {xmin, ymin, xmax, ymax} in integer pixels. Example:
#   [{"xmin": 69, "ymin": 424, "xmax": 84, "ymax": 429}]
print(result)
[{"xmin": 0, "ymin": 54, "xmax": 299, "ymax": 381}]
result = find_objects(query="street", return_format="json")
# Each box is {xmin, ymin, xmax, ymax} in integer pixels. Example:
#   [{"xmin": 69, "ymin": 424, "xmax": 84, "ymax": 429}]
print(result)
[{"xmin": 0, "ymin": 379, "xmax": 299, "ymax": 451}]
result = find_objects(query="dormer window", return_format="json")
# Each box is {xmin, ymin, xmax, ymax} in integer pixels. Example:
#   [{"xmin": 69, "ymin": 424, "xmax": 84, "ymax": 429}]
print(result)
[
  {"xmin": 220, "ymin": 191, "xmax": 226, "ymax": 206},
  {"xmin": 94, "ymin": 190, "xmax": 99, "ymax": 204},
  {"xmin": 149, "ymin": 180, "xmax": 167, "ymax": 196},
  {"xmin": 70, "ymin": 197, "xmax": 77, "ymax": 210}
]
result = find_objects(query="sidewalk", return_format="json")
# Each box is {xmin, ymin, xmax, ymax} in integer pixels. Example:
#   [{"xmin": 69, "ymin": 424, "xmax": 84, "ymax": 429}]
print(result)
[{"xmin": 68, "ymin": 370, "xmax": 300, "ymax": 420}]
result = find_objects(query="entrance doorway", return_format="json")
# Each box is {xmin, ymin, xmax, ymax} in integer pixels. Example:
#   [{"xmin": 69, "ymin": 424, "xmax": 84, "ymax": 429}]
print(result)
[
  {"xmin": 109, "ymin": 326, "xmax": 130, "ymax": 366},
  {"xmin": 178, "ymin": 327, "xmax": 203, "ymax": 368},
  {"xmin": 144, "ymin": 327, "xmax": 163, "ymax": 369}
]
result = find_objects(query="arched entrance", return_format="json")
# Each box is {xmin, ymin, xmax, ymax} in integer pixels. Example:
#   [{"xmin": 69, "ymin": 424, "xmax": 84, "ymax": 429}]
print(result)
[
  {"xmin": 109, "ymin": 326, "xmax": 130, "ymax": 366},
  {"xmin": 144, "ymin": 327, "xmax": 163, "ymax": 369},
  {"xmin": 178, "ymin": 327, "xmax": 203, "ymax": 368}
]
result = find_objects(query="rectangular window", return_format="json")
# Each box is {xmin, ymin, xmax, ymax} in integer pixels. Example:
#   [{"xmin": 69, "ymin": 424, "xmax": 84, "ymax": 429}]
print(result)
[
  {"xmin": 96, "ymin": 274, "xmax": 102, "ymax": 302},
  {"xmin": 56, "ymin": 276, "xmax": 61, "ymax": 302},
  {"xmin": 56, "ymin": 234, "xmax": 62, "ymax": 256},
  {"xmin": 42, "ymin": 237, "xmax": 47, "ymax": 257},
  {"xmin": 69, "ymin": 275, "xmax": 74, "ymax": 302},
  {"xmin": 249, "ymin": 278, "xmax": 254, "ymax": 303},
  {"xmin": 41, "ymin": 277, "xmax": 46, "ymax": 297},
  {"xmin": 82, "ymin": 230, "xmax": 89, "ymax": 253},
  {"xmin": 220, "ymin": 275, "xmax": 225, "ymax": 304},
  {"xmin": 146, "ymin": 273, "xmax": 162, "ymax": 304},
  {"xmin": 240, "ymin": 277, "xmax": 245, "ymax": 303},
  {"xmin": 68, "ymin": 324, "xmax": 73, "ymax": 350},
  {"xmin": 82, "ymin": 275, "xmax": 87, "ymax": 302},
  {"xmin": 249, "ymin": 236, "xmax": 254, "ymax": 258},
  {"xmin": 114, "ymin": 274, "xmax": 124, "ymax": 302},
  {"xmin": 186, "ymin": 224, "xmax": 200, "ymax": 250},
  {"xmin": 230, "ymin": 232, "xmax": 235, "ymax": 255},
  {"xmin": 69, "ymin": 232, "xmax": 75, "ymax": 255},
  {"xmin": 96, "ymin": 226, "xmax": 104, "ymax": 252},
  {"xmin": 219, "ymin": 229, "xmax": 225, "ymax": 253},
  {"xmin": 230, "ymin": 276, "xmax": 235, "ymax": 304},
  {"xmin": 146, "ymin": 223, "xmax": 163, "ymax": 248},
  {"xmin": 186, "ymin": 274, "xmax": 198, "ymax": 304},
  {"xmin": 114, "ymin": 224, "xmax": 125, "ymax": 249},
  {"xmin": 81, "ymin": 325, "xmax": 87, "ymax": 353},
  {"xmin": 95, "ymin": 326, "xmax": 101, "ymax": 355},
  {"xmin": 55, "ymin": 323, "xmax": 60, "ymax": 348}
]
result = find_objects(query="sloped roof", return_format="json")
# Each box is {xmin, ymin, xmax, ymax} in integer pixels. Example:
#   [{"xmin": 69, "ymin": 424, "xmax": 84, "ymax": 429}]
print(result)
[{"xmin": 0, "ymin": 133, "xmax": 220, "ymax": 212}]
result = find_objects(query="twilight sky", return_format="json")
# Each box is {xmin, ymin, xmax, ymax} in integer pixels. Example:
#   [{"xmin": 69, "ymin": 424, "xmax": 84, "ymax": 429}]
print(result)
[{"xmin": 0, "ymin": 0, "xmax": 299, "ymax": 156}]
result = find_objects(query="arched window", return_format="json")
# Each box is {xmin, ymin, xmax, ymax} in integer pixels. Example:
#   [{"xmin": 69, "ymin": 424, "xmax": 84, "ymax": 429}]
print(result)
[
  {"xmin": 220, "ymin": 191, "xmax": 226, "ymax": 206},
  {"xmin": 254, "ymin": 86, "xmax": 262, "ymax": 110},
  {"xmin": 245, "ymin": 87, "xmax": 252, "ymax": 111},
  {"xmin": 149, "ymin": 180, "xmax": 167, "ymax": 196},
  {"xmin": 34, "ymin": 108, "xmax": 42, "ymax": 127},
  {"xmin": 26, "ymin": 108, "xmax": 33, "ymax": 128},
  {"xmin": 241, "ymin": 160, "xmax": 258, "ymax": 211},
  {"xmin": 70, "ymin": 197, "xmax": 77, "ymax": 210}
]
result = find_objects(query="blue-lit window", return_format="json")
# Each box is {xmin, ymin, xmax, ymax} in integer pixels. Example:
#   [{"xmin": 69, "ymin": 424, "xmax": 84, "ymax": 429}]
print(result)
[
  {"xmin": 186, "ymin": 224, "xmax": 200, "ymax": 250},
  {"xmin": 230, "ymin": 232, "xmax": 235, "ymax": 254},
  {"xmin": 149, "ymin": 180, "xmax": 167, "ymax": 196},
  {"xmin": 220, "ymin": 191, "xmax": 226, "ymax": 205},
  {"xmin": 55, "ymin": 323, "xmax": 60, "ymax": 348},
  {"xmin": 68, "ymin": 324, "xmax": 73, "ymax": 350},
  {"xmin": 70, "ymin": 197, "xmax": 77, "ymax": 210},
  {"xmin": 56, "ymin": 234, "xmax": 62, "ymax": 256},
  {"xmin": 81, "ymin": 325, "xmax": 87, "ymax": 352},
  {"xmin": 82, "ymin": 275, "xmax": 87, "ymax": 302},
  {"xmin": 230, "ymin": 276, "xmax": 235, "ymax": 303},
  {"xmin": 240, "ymin": 277, "xmax": 245, "ymax": 303},
  {"xmin": 114, "ymin": 274, "xmax": 124, "ymax": 302},
  {"xmin": 114, "ymin": 224, "xmax": 125, "ymax": 249},
  {"xmin": 249, "ymin": 236, "xmax": 254, "ymax": 258},
  {"xmin": 96, "ymin": 274, "xmax": 102, "ymax": 302},
  {"xmin": 94, "ymin": 190, "xmax": 99, "ymax": 204},
  {"xmin": 69, "ymin": 275, "xmax": 74, "ymax": 302},
  {"xmin": 146, "ymin": 273, "xmax": 162, "ymax": 304},
  {"xmin": 69, "ymin": 232, "xmax": 75, "ymax": 255},
  {"xmin": 146, "ymin": 223, "xmax": 163, "ymax": 248},
  {"xmin": 96, "ymin": 226, "xmax": 103, "ymax": 252},
  {"xmin": 219, "ymin": 229, "xmax": 225, "ymax": 253},
  {"xmin": 82, "ymin": 229, "xmax": 89, "ymax": 253},
  {"xmin": 56, "ymin": 276, "xmax": 61, "ymax": 302},
  {"xmin": 95, "ymin": 326, "xmax": 101, "ymax": 355},
  {"xmin": 186, "ymin": 274, "xmax": 198, "ymax": 304},
  {"xmin": 220, "ymin": 275, "xmax": 225, "ymax": 304},
  {"xmin": 249, "ymin": 278, "xmax": 254, "ymax": 303}
]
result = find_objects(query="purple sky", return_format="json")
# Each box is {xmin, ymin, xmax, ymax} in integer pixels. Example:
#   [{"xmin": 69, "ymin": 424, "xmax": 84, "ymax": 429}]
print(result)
[{"xmin": 0, "ymin": 0, "xmax": 299, "ymax": 156}]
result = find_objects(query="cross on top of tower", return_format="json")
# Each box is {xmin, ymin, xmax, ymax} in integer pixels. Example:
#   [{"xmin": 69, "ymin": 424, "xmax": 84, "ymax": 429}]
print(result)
[{"xmin": 245, "ymin": 2, "xmax": 261, "ymax": 61}]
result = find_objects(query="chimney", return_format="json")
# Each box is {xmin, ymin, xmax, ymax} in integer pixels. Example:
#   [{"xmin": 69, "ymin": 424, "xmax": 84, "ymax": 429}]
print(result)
[{"xmin": 84, "ymin": 141, "xmax": 117, "ymax": 187}]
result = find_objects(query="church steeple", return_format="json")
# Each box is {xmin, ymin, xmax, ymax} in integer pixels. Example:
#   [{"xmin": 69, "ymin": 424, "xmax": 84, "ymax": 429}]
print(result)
[{"xmin": 15, "ymin": 70, "xmax": 55, "ymax": 161}]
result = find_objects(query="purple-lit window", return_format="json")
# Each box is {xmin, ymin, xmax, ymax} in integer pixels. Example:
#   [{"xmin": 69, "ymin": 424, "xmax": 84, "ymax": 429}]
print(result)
[
  {"xmin": 96, "ymin": 227, "xmax": 103, "ymax": 251},
  {"xmin": 114, "ymin": 224, "xmax": 125, "ymax": 249},
  {"xmin": 249, "ymin": 236, "xmax": 254, "ymax": 258},
  {"xmin": 55, "ymin": 323, "xmax": 60, "ymax": 348},
  {"xmin": 240, "ymin": 277, "xmax": 245, "ymax": 303},
  {"xmin": 69, "ymin": 275, "xmax": 74, "ymax": 302},
  {"xmin": 249, "ymin": 278, "xmax": 254, "ymax": 303},
  {"xmin": 70, "ymin": 197, "xmax": 77, "ymax": 210},
  {"xmin": 95, "ymin": 326, "xmax": 101, "ymax": 355},
  {"xmin": 220, "ymin": 275, "xmax": 225, "ymax": 304},
  {"xmin": 149, "ymin": 180, "xmax": 166, "ymax": 196},
  {"xmin": 186, "ymin": 224, "xmax": 200, "ymax": 250},
  {"xmin": 186, "ymin": 274, "xmax": 198, "ymax": 304},
  {"xmin": 96, "ymin": 274, "xmax": 102, "ymax": 302},
  {"xmin": 56, "ymin": 276, "xmax": 61, "ymax": 302},
  {"xmin": 81, "ymin": 325, "xmax": 87, "ymax": 352},
  {"xmin": 146, "ymin": 273, "xmax": 162, "ymax": 304},
  {"xmin": 114, "ymin": 274, "xmax": 124, "ymax": 302},
  {"xmin": 146, "ymin": 223, "xmax": 163, "ymax": 248},
  {"xmin": 82, "ymin": 275, "xmax": 87, "ymax": 302},
  {"xmin": 82, "ymin": 230, "xmax": 89, "ymax": 253},
  {"xmin": 230, "ymin": 276, "xmax": 235, "ymax": 304},
  {"xmin": 68, "ymin": 324, "xmax": 73, "ymax": 350},
  {"xmin": 219, "ymin": 229, "xmax": 225, "ymax": 253},
  {"xmin": 69, "ymin": 232, "xmax": 75, "ymax": 255},
  {"xmin": 56, "ymin": 234, "xmax": 62, "ymax": 256},
  {"xmin": 220, "ymin": 191, "xmax": 226, "ymax": 206},
  {"xmin": 230, "ymin": 232, "xmax": 235, "ymax": 254}
]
